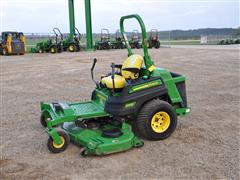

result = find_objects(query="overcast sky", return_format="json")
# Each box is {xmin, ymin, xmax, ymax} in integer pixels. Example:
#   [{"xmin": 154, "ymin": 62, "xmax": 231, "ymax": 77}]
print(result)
[{"xmin": 0, "ymin": 0, "xmax": 239, "ymax": 33}]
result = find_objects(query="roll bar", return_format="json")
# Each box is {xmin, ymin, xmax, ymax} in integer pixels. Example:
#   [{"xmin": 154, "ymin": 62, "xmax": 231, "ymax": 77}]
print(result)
[
  {"xmin": 120, "ymin": 14, "xmax": 154, "ymax": 70},
  {"xmin": 53, "ymin": 27, "xmax": 63, "ymax": 41},
  {"xmin": 101, "ymin": 28, "xmax": 110, "ymax": 40},
  {"xmin": 74, "ymin": 27, "xmax": 82, "ymax": 40}
]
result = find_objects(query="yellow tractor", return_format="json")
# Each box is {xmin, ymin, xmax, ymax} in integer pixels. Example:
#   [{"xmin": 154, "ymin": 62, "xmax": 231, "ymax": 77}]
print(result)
[{"xmin": 0, "ymin": 32, "xmax": 26, "ymax": 55}]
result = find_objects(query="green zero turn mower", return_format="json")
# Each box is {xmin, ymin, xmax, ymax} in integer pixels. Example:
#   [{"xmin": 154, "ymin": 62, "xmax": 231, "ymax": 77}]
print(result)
[
  {"xmin": 129, "ymin": 29, "xmax": 141, "ymax": 49},
  {"xmin": 40, "ymin": 14, "xmax": 191, "ymax": 156},
  {"xmin": 63, "ymin": 27, "xmax": 82, "ymax": 52},
  {"xmin": 111, "ymin": 30, "xmax": 126, "ymax": 49},
  {"xmin": 95, "ymin": 28, "xmax": 112, "ymax": 50},
  {"xmin": 147, "ymin": 29, "xmax": 160, "ymax": 49},
  {"xmin": 30, "ymin": 28, "xmax": 63, "ymax": 54}
]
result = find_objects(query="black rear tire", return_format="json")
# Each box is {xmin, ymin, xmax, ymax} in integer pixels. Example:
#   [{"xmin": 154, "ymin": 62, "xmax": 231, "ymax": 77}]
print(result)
[
  {"xmin": 47, "ymin": 131, "xmax": 70, "ymax": 153},
  {"xmin": 134, "ymin": 100, "xmax": 177, "ymax": 140},
  {"xmin": 155, "ymin": 41, "xmax": 160, "ymax": 49}
]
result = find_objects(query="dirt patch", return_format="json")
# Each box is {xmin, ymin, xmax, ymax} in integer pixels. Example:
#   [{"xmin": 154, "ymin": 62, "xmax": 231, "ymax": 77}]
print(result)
[{"xmin": 0, "ymin": 159, "xmax": 11, "ymax": 167}]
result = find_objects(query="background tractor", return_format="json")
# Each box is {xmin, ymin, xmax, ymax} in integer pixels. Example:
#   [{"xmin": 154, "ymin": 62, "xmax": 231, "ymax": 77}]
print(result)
[
  {"xmin": 111, "ymin": 30, "xmax": 125, "ymax": 49},
  {"xmin": 30, "ymin": 28, "xmax": 63, "ymax": 54},
  {"xmin": 129, "ymin": 30, "xmax": 141, "ymax": 49},
  {"xmin": 62, "ymin": 27, "xmax": 82, "ymax": 52},
  {"xmin": 95, "ymin": 28, "xmax": 112, "ymax": 50},
  {"xmin": 147, "ymin": 29, "xmax": 160, "ymax": 49},
  {"xmin": 0, "ymin": 31, "xmax": 26, "ymax": 55}
]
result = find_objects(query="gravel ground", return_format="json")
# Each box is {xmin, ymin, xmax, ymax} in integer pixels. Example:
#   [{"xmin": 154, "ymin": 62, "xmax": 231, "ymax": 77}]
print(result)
[{"xmin": 0, "ymin": 46, "xmax": 239, "ymax": 179}]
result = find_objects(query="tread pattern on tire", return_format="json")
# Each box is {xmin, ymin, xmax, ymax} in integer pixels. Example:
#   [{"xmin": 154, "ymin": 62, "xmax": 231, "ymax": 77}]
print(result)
[{"xmin": 135, "ymin": 99, "xmax": 177, "ymax": 140}]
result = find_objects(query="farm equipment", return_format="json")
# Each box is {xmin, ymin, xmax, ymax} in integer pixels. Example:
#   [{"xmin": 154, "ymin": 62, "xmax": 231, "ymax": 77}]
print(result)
[
  {"xmin": 129, "ymin": 30, "xmax": 141, "ymax": 49},
  {"xmin": 147, "ymin": 29, "xmax": 160, "ymax": 49},
  {"xmin": 40, "ymin": 14, "xmax": 190, "ymax": 156},
  {"xmin": 95, "ymin": 28, "xmax": 112, "ymax": 50},
  {"xmin": 0, "ymin": 31, "xmax": 26, "ymax": 55},
  {"xmin": 219, "ymin": 38, "xmax": 240, "ymax": 45},
  {"xmin": 30, "ymin": 28, "xmax": 63, "ymax": 54},
  {"xmin": 111, "ymin": 30, "xmax": 125, "ymax": 49},
  {"xmin": 63, "ymin": 27, "xmax": 82, "ymax": 52}
]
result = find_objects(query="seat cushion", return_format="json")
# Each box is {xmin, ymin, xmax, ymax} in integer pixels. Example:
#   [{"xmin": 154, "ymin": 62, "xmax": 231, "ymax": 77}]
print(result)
[{"xmin": 101, "ymin": 74, "xmax": 126, "ymax": 89}]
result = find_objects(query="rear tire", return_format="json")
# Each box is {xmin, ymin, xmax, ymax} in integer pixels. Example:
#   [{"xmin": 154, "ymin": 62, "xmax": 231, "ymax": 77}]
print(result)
[
  {"xmin": 135, "ymin": 100, "xmax": 177, "ymax": 140},
  {"xmin": 68, "ymin": 44, "xmax": 76, "ymax": 52},
  {"xmin": 50, "ymin": 46, "xmax": 57, "ymax": 54},
  {"xmin": 47, "ymin": 131, "xmax": 70, "ymax": 153},
  {"xmin": 155, "ymin": 41, "xmax": 160, "ymax": 49}
]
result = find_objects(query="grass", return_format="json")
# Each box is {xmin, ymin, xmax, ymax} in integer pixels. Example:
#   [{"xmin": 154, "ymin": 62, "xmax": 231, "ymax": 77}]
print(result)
[{"xmin": 160, "ymin": 39, "xmax": 201, "ymax": 45}]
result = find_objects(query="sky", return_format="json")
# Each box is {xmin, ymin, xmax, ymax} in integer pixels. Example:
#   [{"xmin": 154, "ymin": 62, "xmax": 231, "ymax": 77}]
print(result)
[{"xmin": 0, "ymin": 0, "xmax": 239, "ymax": 33}]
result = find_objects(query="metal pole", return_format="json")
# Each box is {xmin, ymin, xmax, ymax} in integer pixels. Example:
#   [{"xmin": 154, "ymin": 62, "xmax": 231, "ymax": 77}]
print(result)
[
  {"xmin": 85, "ymin": 0, "xmax": 94, "ymax": 50},
  {"xmin": 68, "ymin": 0, "xmax": 75, "ymax": 40}
]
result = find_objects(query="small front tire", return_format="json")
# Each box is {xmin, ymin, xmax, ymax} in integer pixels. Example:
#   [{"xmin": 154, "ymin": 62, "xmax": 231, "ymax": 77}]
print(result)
[{"xmin": 47, "ymin": 131, "xmax": 70, "ymax": 153}]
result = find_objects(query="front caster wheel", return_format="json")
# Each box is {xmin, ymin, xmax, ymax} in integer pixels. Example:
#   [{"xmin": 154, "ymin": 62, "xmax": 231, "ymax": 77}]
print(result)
[
  {"xmin": 81, "ymin": 148, "xmax": 90, "ymax": 157},
  {"xmin": 47, "ymin": 131, "xmax": 70, "ymax": 153},
  {"xmin": 135, "ymin": 100, "xmax": 177, "ymax": 140}
]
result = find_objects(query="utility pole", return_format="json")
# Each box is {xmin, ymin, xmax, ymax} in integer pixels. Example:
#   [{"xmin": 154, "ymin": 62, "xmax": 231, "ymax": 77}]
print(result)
[
  {"xmin": 68, "ymin": 0, "xmax": 75, "ymax": 40},
  {"xmin": 84, "ymin": 0, "xmax": 94, "ymax": 50}
]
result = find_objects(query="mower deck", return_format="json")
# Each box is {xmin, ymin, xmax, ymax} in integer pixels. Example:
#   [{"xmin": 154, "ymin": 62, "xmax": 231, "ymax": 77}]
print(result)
[{"xmin": 62, "ymin": 122, "xmax": 143, "ymax": 156}]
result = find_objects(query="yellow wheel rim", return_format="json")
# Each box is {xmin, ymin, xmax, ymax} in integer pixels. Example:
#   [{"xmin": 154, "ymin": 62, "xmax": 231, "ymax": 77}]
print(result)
[
  {"xmin": 51, "ymin": 48, "xmax": 55, "ymax": 53},
  {"xmin": 69, "ymin": 45, "xmax": 74, "ymax": 51},
  {"xmin": 53, "ymin": 136, "xmax": 65, "ymax": 149},
  {"xmin": 151, "ymin": 111, "xmax": 170, "ymax": 133}
]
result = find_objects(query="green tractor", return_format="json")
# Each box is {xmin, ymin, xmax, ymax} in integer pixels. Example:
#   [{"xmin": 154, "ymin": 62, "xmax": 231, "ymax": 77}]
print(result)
[
  {"xmin": 147, "ymin": 29, "xmax": 160, "ymax": 49},
  {"xmin": 63, "ymin": 27, "xmax": 82, "ymax": 52},
  {"xmin": 30, "ymin": 28, "xmax": 63, "ymax": 54},
  {"xmin": 129, "ymin": 29, "xmax": 141, "ymax": 49},
  {"xmin": 40, "ymin": 14, "xmax": 190, "ymax": 156},
  {"xmin": 95, "ymin": 28, "xmax": 112, "ymax": 50},
  {"xmin": 111, "ymin": 30, "xmax": 126, "ymax": 49}
]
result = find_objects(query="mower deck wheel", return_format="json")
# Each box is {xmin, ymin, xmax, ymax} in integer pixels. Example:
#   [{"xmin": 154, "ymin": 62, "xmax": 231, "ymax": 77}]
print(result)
[
  {"xmin": 47, "ymin": 131, "xmax": 70, "ymax": 153},
  {"xmin": 81, "ymin": 148, "xmax": 90, "ymax": 157},
  {"xmin": 135, "ymin": 99, "xmax": 177, "ymax": 140}
]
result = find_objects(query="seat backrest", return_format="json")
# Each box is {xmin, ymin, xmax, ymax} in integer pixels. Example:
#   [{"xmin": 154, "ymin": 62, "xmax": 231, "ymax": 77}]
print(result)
[{"xmin": 121, "ymin": 54, "xmax": 143, "ymax": 80}]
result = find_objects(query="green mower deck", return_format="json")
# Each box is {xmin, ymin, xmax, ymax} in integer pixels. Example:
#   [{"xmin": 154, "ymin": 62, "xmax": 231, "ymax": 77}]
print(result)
[{"xmin": 62, "ymin": 122, "xmax": 143, "ymax": 156}]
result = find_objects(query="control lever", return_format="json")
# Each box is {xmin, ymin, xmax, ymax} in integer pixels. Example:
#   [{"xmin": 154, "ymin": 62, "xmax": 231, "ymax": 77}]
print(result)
[
  {"xmin": 91, "ymin": 58, "xmax": 98, "ymax": 87},
  {"xmin": 111, "ymin": 63, "xmax": 115, "ymax": 91}
]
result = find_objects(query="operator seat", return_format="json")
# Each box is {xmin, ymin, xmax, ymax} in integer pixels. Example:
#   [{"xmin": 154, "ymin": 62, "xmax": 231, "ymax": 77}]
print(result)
[{"xmin": 101, "ymin": 54, "xmax": 143, "ymax": 90}]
